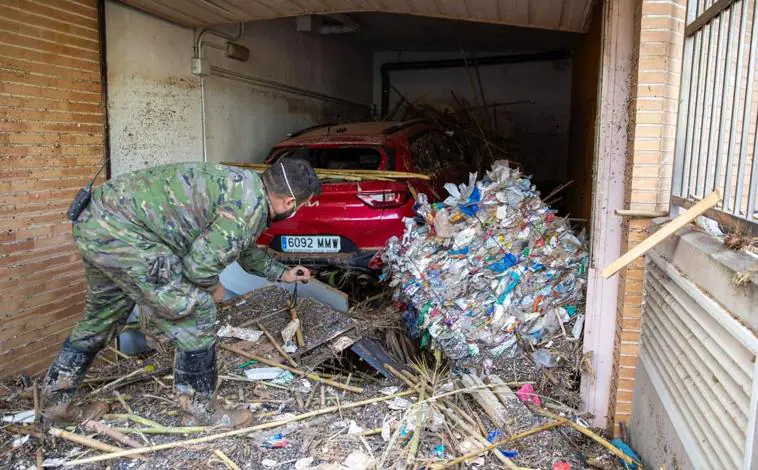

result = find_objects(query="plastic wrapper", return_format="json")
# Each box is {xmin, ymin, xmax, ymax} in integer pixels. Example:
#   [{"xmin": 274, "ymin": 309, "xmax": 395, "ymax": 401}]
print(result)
[{"xmin": 382, "ymin": 160, "xmax": 588, "ymax": 364}]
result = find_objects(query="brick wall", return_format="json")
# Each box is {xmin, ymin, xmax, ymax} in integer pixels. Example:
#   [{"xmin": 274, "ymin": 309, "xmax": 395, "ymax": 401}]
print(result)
[
  {"xmin": 0, "ymin": 0, "xmax": 104, "ymax": 375},
  {"xmin": 607, "ymin": 0, "xmax": 686, "ymax": 435}
]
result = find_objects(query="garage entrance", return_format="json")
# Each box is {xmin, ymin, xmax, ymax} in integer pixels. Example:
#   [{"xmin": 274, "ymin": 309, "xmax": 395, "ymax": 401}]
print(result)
[{"xmin": 106, "ymin": 0, "xmax": 618, "ymax": 428}]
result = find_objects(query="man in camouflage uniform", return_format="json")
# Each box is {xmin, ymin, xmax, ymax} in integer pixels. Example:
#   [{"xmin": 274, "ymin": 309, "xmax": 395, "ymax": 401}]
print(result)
[{"xmin": 42, "ymin": 159, "xmax": 321, "ymax": 428}]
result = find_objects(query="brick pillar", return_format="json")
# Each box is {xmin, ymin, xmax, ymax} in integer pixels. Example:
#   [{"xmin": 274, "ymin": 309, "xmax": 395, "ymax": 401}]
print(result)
[{"xmin": 607, "ymin": 0, "xmax": 686, "ymax": 436}]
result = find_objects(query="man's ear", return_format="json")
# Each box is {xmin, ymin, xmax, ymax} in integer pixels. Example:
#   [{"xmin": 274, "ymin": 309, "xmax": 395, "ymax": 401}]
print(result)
[{"xmin": 285, "ymin": 196, "xmax": 297, "ymax": 210}]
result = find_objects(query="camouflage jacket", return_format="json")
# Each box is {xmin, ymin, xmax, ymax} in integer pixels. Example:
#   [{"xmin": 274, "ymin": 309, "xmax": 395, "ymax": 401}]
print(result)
[{"xmin": 90, "ymin": 163, "xmax": 286, "ymax": 286}]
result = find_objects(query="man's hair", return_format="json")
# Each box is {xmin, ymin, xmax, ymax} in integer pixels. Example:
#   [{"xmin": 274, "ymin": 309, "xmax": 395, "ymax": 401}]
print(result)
[{"xmin": 262, "ymin": 158, "xmax": 321, "ymax": 203}]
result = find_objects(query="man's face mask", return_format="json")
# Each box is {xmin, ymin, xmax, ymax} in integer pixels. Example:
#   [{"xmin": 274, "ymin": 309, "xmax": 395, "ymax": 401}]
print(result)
[
  {"xmin": 272, "ymin": 205, "xmax": 296, "ymax": 222},
  {"xmin": 272, "ymin": 162, "xmax": 299, "ymax": 222}
]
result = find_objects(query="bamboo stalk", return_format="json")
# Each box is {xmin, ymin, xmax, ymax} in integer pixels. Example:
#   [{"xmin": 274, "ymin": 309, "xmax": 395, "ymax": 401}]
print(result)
[
  {"xmin": 114, "ymin": 391, "xmax": 132, "ymax": 414},
  {"xmin": 438, "ymin": 406, "xmax": 518, "ymax": 470},
  {"xmin": 431, "ymin": 419, "xmax": 567, "ymax": 469},
  {"xmin": 83, "ymin": 420, "xmax": 142, "ymax": 449},
  {"xmin": 258, "ymin": 323, "xmax": 298, "ymax": 368},
  {"xmin": 533, "ymin": 408, "xmax": 641, "ymax": 467},
  {"xmin": 213, "ymin": 450, "xmax": 241, "ymax": 470},
  {"xmin": 32, "ymin": 381, "xmax": 40, "ymax": 424},
  {"xmin": 49, "ymin": 428, "xmax": 125, "ymax": 454},
  {"xmin": 114, "ymin": 426, "xmax": 210, "ymax": 435},
  {"xmin": 87, "ymin": 367, "xmax": 147, "ymax": 397},
  {"xmin": 64, "ymin": 390, "xmax": 416, "ymax": 466},
  {"xmin": 219, "ymin": 343, "xmax": 363, "ymax": 393},
  {"xmin": 103, "ymin": 414, "xmax": 164, "ymax": 428},
  {"xmin": 224, "ymin": 162, "xmax": 431, "ymax": 181},
  {"xmin": 405, "ymin": 380, "xmax": 426, "ymax": 466}
]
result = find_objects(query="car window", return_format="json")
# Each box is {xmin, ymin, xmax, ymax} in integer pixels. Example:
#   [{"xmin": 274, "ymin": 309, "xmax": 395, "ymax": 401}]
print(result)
[{"xmin": 272, "ymin": 147, "xmax": 382, "ymax": 170}]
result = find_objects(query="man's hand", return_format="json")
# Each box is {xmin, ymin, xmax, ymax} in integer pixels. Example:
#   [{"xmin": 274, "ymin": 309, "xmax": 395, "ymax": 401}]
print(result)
[
  {"xmin": 209, "ymin": 283, "xmax": 225, "ymax": 303},
  {"xmin": 280, "ymin": 266, "xmax": 311, "ymax": 283}
]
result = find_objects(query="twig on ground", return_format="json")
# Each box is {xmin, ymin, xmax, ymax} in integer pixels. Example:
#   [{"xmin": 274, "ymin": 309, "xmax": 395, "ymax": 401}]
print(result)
[
  {"xmin": 83, "ymin": 420, "xmax": 142, "ymax": 449},
  {"xmin": 49, "ymin": 428, "xmax": 125, "ymax": 454},
  {"xmin": 213, "ymin": 449, "xmax": 241, "ymax": 470},
  {"xmin": 114, "ymin": 391, "xmax": 132, "ymax": 414},
  {"xmin": 258, "ymin": 323, "xmax": 298, "ymax": 368}
]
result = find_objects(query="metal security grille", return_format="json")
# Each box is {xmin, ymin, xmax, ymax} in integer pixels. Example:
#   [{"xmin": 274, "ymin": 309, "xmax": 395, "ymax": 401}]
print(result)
[{"xmin": 672, "ymin": 0, "xmax": 758, "ymax": 233}]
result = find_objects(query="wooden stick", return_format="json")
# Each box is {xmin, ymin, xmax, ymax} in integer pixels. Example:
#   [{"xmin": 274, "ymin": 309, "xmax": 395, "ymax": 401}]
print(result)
[
  {"xmin": 114, "ymin": 391, "xmax": 132, "ymax": 414},
  {"xmin": 103, "ymin": 414, "xmax": 164, "ymax": 428},
  {"xmin": 320, "ymin": 383, "xmax": 326, "ymax": 408},
  {"xmin": 460, "ymin": 374, "xmax": 507, "ymax": 430},
  {"xmin": 615, "ymin": 209, "xmax": 669, "ymax": 218},
  {"xmin": 219, "ymin": 343, "xmax": 363, "ymax": 393},
  {"xmin": 36, "ymin": 448, "xmax": 43, "ymax": 470},
  {"xmin": 83, "ymin": 420, "xmax": 142, "ymax": 449},
  {"xmin": 32, "ymin": 381, "xmax": 40, "ymax": 424},
  {"xmin": 406, "ymin": 382, "xmax": 426, "ymax": 466},
  {"xmin": 431, "ymin": 419, "xmax": 567, "ymax": 469},
  {"xmin": 224, "ymin": 163, "xmax": 431, "ymax": 181},
  {"xmin": 49, "ymin": 428, "xmax": 125, "ymax": 454},
  {"xmin": 533, "ymin": 408, "xmax": 641, "ymax": 467},
  {"xmin": 106, "ymin": 346, "xmax": 132, "ymax": 361},
  {"xmin": 258, "ymin": 323, "xmax": 298, "ymax": 367},
  {"xmin": 87, "ymin": 367, "xmax": 147, "ymax": 397},
  {"xmin": 114, "ymin": 426, "xmax": 210, "ymax": 435},
  {"xmin": 289, "ymin": 306, "xmax": 306, "ymax": 348},
  {"xmin": 601, "ymin": 190, "xmax": 721, "ymax": 278},
  {"xmin": 64, "ymin": 390, "xmax": 415, "ymax": 466},
  {"xmin": 213, "ymin": 450, "xmax": 241, "ymax": 470},
  {"xmin": 438, "ymin": 406, "xmax": 518, "ymax": 470},
  {"xmin": 5, "ymin": 425, "xmax": 44, "ymax": 439}
]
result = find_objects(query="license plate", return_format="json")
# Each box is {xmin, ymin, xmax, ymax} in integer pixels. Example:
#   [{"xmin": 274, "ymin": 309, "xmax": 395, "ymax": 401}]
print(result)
[{"xmin": 281, "ymin": 236, "xmax": 341, "ymax": 253}]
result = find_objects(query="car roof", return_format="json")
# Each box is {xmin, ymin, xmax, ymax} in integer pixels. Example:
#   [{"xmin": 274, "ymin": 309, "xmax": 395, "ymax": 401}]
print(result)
[{"xmin": 274, "ymin": 120, "xmax": 432, "ymax": 147}]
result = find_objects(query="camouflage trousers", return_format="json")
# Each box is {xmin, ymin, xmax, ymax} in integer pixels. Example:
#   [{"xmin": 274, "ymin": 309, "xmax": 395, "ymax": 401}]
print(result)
[{"xmin": 67, "ymin": 204, "xmax": 217, "ymax": 352}]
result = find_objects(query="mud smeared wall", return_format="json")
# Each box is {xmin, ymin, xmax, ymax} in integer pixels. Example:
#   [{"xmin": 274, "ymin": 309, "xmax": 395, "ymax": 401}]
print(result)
[{"xmin": 106, "ymin": 2, "xmax": 373, "ymax": 173}]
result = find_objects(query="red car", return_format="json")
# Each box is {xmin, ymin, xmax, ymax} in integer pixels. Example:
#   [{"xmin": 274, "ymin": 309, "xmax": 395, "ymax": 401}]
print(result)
[{"xmin": 255, "ymin": 120, "xmax": 466, "ymax": 270}]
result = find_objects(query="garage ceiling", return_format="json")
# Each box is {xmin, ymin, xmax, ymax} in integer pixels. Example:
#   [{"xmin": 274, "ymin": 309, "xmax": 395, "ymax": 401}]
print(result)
[{"xmin": 118, "ymin": 0, "xmax": 597, "ymax": 33}]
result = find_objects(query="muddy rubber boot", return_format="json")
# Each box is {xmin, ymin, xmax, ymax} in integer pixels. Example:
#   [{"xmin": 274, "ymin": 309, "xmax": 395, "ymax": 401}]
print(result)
[
  {"xmin": 175, "ymin": 344, "xmax": 253, "ymax": 429},
  {"xmin": 41, "ymin": 339, "xmax": 109, "ymax": 426}
]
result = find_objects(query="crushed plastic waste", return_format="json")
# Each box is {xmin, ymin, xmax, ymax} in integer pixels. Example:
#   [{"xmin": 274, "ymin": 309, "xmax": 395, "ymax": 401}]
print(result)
[
  {"xmin": 382, "ymin": 161, "xmax": 588, "ymax": 363},
  {"xmin": 552, "ymin": 461, "xmax": 571, "ymax": 470},
  {"xmin": 611, "ymin": 438, "xmax": 640, "ymax": 469},
  {"xmin": 262, "ymin": 433, "xmax": 289, "ymax": 449},
  {"xmin": 516, "ymin": 383, "xmax": 542, "ymax": 407}
]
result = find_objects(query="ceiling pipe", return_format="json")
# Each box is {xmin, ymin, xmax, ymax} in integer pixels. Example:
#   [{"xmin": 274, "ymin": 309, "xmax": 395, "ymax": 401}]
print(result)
[{"xmin": 379, "ymin": 50, "xmax": 572, "ymax": 117}]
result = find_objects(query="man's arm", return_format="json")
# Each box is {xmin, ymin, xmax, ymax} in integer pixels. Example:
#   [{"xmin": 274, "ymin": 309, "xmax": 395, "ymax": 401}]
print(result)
[
  {"xmin": 182, "ymin": 205, "xmax": 250, "ymax": 287},
  {"xmin": 237, "ymin": 244, "xmax": 287, "ymax": 282}
]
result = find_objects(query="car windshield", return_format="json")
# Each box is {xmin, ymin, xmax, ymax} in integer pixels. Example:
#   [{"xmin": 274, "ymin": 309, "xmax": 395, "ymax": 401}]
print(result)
[{"xmin": 272, "ymin": 147, "xmax": 382, "ymax": 170}]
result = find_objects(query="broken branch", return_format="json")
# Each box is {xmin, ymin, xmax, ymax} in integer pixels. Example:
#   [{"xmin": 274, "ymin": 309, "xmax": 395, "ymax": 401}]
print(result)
[
  {"xmin": 213, "ymin": 449, "xmax": 241, "ymax": 470},
  {"xmin": 83, "ymin": 420, "xmax": 142, "ymax": 449},
  {"xmin": 258, "ymin": 323, "xmax": 298, "ymax": 368}
]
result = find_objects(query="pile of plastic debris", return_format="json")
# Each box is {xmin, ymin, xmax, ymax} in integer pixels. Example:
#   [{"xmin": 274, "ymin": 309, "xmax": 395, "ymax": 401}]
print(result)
[{"xmin": 382, "ymin": 161, "xmax": 588, "ymax": 370}]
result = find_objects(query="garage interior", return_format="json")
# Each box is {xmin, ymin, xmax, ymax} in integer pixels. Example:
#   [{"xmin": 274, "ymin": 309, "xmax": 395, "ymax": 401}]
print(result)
[
  {"xmin": 1, "ymin": 0, "xmax": 635, "ymax": 467},
  {"xmin": 109, "ymin": 1, "xmax": 602, "ymax": 228}
]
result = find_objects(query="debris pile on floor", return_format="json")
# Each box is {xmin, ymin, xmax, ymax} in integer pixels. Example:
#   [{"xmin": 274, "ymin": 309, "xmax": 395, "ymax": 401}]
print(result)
[
  {"xmin": 0, "ymin": 283, "xmax": 639, "ymax": 469},
  {"xmin": 382, "ymin": 161, "xmax": 589, "ymax": 407}
]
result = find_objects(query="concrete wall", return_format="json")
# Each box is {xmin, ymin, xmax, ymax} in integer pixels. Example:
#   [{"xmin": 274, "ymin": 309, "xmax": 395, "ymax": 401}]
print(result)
[
  {"xmin": 106, "ymin": 1, "xmax": 202, "ymax": 175},
  {"xmin": 373, "ymin": 50, "xmax": 572, "ymax": 186},
  {"xmin": 630, "ymin": 364, "xmax": 694, "ymax": 469},
  {"xmin": 202, "ymin": 19, "xmax": 373, "ymax": 164},
  {"xmin": 106, "ymin": 2, "xmax": 373, "ymax": 174}
]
